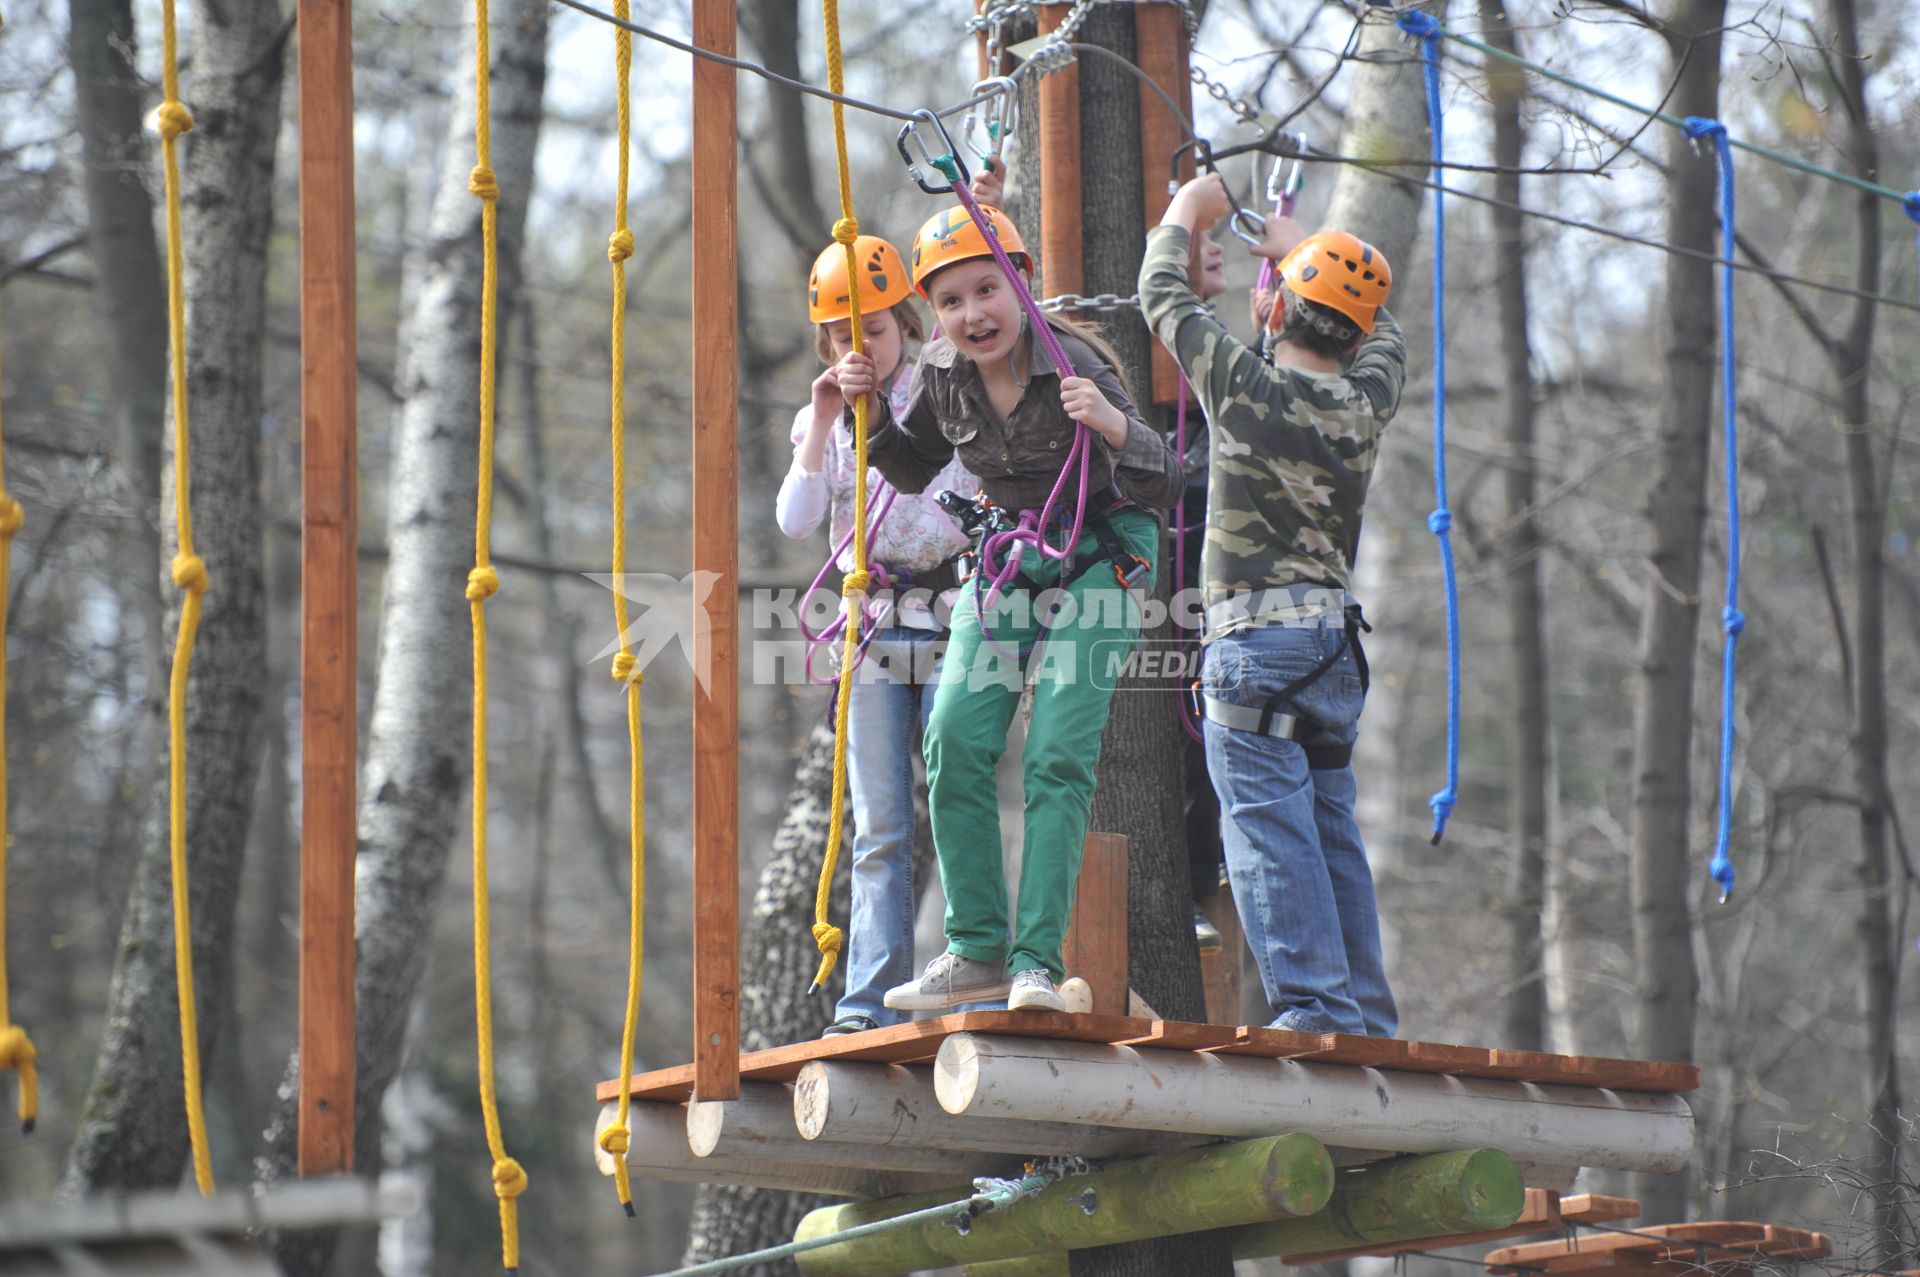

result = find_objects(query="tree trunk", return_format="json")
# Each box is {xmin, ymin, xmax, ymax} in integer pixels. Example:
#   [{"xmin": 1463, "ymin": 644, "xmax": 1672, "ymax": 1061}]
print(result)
[
  {"xmin": 62, "ymin": 0, "xmax": 284, "ymax": 1194},
  {"xmin": 681, "ymin": 719, "xmax": 846, "ymax": 1274},
  {"xmin": 254, "ymin": 3, "xmax": 549, "ymax": 1270},
  {"xmin": 1628, "ymin": 0, "xmax": 1726, "ymax": 1224},
  {"xmin": 66, "ymin": 0, "xmax": 169, "ymax": 698},
  {"xmin": 1829, "ymin": 0, "xmax": 1903, "ymax": 1259},
  {"xmin": 1477, "ymin": 0, "xmax": 1548, "ymax": 1054}
]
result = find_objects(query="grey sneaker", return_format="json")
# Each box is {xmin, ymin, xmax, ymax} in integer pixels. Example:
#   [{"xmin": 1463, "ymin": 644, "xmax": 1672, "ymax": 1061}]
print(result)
[
  {"xmin": 883, "ymin": 952, "xmax": 1012, "ymax": 1011},
  {"xmin": 1008, "ymin": 968, "xmax": 1066, "ymax": 1013},
  {"xmin": 1194, "ymin": 907, "xmax": 1223, "ymax": 955}
]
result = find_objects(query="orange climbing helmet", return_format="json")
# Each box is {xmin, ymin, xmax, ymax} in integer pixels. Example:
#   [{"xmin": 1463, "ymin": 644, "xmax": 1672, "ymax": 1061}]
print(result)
[
  {"xmin": 908, "ymin": 203, "xmax": 1030, "ymax": 296},
  {"xmin": 1277, "ymin": 231, "xmax": 1393, "ymax": 334},
  {"xmin": 807, "ymin": 235, "xmax": 915, "ymax": 324}
]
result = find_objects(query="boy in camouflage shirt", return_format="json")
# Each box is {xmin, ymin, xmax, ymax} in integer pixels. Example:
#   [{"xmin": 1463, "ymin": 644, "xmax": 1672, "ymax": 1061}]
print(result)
[{"xmin": 1139, "ymin": 174, "xmax": 1406, "ymax": 1037}]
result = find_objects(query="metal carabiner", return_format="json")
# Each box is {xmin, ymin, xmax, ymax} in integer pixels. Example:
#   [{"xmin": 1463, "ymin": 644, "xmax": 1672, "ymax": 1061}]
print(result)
[
  {"xmin": 897, "ymin": 108, "xmax": 970, "ymax": 195},
  {"xmin": 1170, "ymin": 136, "xmax": 1266, "ymax": 244},
  {"xmin": 960, "ymin": 76, "xmax": 1019, "ymax": 166}
]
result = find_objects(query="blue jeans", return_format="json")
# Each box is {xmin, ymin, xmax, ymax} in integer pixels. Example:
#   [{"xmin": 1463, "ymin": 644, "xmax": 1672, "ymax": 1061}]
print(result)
[
  {"xmin": 838, "ymin": 625, "xmax": 943, "ymax": 1025},
  {"xmin": 1201, "ymin": 618, "xmax": 1397, "ymax": 1037}
]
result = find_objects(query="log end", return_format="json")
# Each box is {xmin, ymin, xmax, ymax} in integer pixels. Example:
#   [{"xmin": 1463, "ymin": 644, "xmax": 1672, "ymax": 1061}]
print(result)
[
  {"xmin": 794, "ymin": 1060, "xmax": 831, "ymax": 1141},
  {"xmin": 686, "ymin": 1099, "xmax": 726, "ymax": 1158},
  {"xmin": 935, "ymin": 1032, "xmax": 985, "ymax": 1116},
  {"xmin": 1267, "ymin": 1131, "xmax": 1338, "ymax": 1218}
]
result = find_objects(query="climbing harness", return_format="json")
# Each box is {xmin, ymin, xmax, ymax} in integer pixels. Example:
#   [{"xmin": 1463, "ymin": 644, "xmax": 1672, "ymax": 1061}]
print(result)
[
  {"xmin": 595, "ymin": 0, "xmax": 650, "ymax": 1219},
  {"xmin": 1683, "ymin": 115, "xmax": 1743, "ymax": 903},
  {"xmin": 466, "ymin": 0, "xmax": 529, "ymax": 1265},
  {"xmin": 797, "ymin": 482, "xmax": 899, "ymax": 685},
  {"xmin": 153, "ymin": 0, "xmax": 216, "ymax": 1198},
  {"xmin": 1189, "ymin": 604, "xmax": 1373, "ymax": 771},
  {"xmin": 806, "ymin": 0, "xmax": 881, "ymax": 998},
  {"xmin": 0, "ymin": 298, "xmax": 39, "ymax": 1138},
  {"xmin": 1398, "ymin": 10, "xmax": 1463, "ymax": 846}
]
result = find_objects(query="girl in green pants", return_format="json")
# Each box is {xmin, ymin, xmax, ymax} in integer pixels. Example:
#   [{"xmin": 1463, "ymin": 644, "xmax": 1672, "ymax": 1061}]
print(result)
[{"xmin": 833, "ymin": 193, "xmax": 1181, "ymax": 1012}]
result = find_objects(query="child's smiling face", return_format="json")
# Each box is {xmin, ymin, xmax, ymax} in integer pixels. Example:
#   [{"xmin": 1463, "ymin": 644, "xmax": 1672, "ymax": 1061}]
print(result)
[
  {"xmin": 925, "ymin": 258, "xmax": 1024, "ymax": 366},
  {"xmin": 824, "ymin": 309, "xmax": 906, "ymax": 384},
  {"xmin": 1192, "ymin": 233, "xmax": 1228, "ymax": 299}
]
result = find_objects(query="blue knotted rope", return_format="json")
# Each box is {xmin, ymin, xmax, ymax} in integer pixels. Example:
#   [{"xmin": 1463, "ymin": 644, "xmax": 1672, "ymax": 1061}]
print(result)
[
  {"xmin": 1684, "ymin": 115, "xmax": 1742, "ymax": 903},
  {"xmin": 1401, "ymin": 8, "xmax": 1460, "ymax": 845}
]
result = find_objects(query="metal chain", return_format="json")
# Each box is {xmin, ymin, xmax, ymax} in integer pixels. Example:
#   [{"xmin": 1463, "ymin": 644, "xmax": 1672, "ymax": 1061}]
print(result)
[
  {"xmin": 967, "ymin": 0, "xmax": 1034, "ymax": 75},
  {"xmin": 1190, "ymin": 63, "xmax": 1262, "ymax": 127},
  {"xmin": 1170, "ymin": 0, "xmax": 1199, "ymax": 39},
  {"xmin": 1022, "ymin": 0, "xmax": 1099, "ymax": 75},
  {"xmin": 1040, "ymin": 292, "xmax": 1142, "ymax": 314}
]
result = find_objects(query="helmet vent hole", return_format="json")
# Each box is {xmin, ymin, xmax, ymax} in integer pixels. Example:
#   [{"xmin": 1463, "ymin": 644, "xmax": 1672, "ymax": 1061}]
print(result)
[{"xmin": 1344, "ymin": 259, "xmax": 1357, "ymax": 273}]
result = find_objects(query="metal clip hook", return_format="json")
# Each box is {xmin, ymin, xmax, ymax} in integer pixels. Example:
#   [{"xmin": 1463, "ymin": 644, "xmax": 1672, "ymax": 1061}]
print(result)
[
  {"xmin": 897, "ymin": 108, "xmax": 970, "ymax": 195},
  {"xmin": 961, "ymin": 76, "xmax": 1019, "ymax": 166},
  {"xmin": 1170, "ymin": 137, "xmax": 1265, "ymax": 244}
]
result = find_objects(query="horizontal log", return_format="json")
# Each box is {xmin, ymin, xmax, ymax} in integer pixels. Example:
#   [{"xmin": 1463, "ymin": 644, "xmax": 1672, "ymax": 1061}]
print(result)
[
  {"xmin": 793, "ymin": 1133, "xmax": 1334, "ymax": 1277},
  {"xmin": 793, "ymin": 1060, "xmax": 1208, "ymax": 1159},
  {"xmin": 689, "ymin": 1081, "xmax": 1027, "ymax": 1177},
  {"xmin": 593, "ymin": 1101, "xmax": 966, "ymax": 1198},
  {"xmin": 935, "ymin": 1034, "xmax": 1694, "ymax": 1173}
]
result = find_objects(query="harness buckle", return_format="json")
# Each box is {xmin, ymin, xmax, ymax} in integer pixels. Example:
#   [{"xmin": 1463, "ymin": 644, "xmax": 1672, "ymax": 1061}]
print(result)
[
  {"xmin": 897, "ymin": 108, "xmax": 969, "ymax": 195},
  {"xmin": 1113, "ymin": 554, "xmax": 1152, "ymax": 591}
]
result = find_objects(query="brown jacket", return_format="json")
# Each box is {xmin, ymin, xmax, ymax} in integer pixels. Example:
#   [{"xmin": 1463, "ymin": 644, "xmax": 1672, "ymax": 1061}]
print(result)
[{"xmin": 865, "ymin": 324, "xmax": 1184, "ymax": 512}]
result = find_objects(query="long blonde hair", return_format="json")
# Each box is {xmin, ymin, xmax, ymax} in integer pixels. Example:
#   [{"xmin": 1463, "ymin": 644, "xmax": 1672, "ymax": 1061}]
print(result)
[{"xmin": 1040, "ymin": 311, "xmax": 1135, "ymax": 405}]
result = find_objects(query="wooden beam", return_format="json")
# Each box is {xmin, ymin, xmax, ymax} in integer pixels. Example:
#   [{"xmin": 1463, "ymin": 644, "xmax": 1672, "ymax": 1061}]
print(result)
[
  {"xmin": 1035, "ymin": 3, "xmax": 1081, "ymax": 298},
  {"xmin": 688, "ymin": 1081, "xmax": 1027, "ymax": 1177},
  {"xmin": 793, "ymin": 1060, "xmax": 1206, "ymax": 1160},
  {"xmin": 1198, "ymin": 890, "xmax": 1242, "ymax": 1025},
  {"xmin": 1061, "ymin": 832, "xmax": 1126, "ymax": 1015},
  {"xmin": 690, "ymin": 0, "xmax": 740, "ymax": 1103},
  {"xmin": 1135, "ymin": 1, "xmax": 1194, "ymax": 406},
  {"xmin": 934, "ymin": 1034, "xmax": 1697, "ymax": 1173},
  {"xmin": 296, "ymin": 0, "xmax": 358, "ymax": 1179}
]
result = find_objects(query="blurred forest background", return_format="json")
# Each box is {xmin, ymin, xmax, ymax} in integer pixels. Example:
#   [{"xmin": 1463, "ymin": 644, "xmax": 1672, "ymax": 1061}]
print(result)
[{"xmin": 0, "ymin": 0, "xmax": 1917, "ymax": 1274}]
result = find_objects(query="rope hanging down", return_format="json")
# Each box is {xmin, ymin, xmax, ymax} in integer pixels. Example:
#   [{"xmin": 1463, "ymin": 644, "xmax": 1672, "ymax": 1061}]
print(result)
[
  {"xmin": 807, "ymin": 0, "xmax": 876, "ymax": 997},
  {"xmin": 466, "ymin": 0, "xmax": 529, "ymax": 1267},
  {"xmin": 1683, "ymin": 116, "xmax": 1743, "ymax": 904},
  {"xmin": 1398, "ymin": 10, "xmax": 1463, "ymax": 846},
  {"xmin": 595, "ymin": 0, "xmax": 648, "ymax": 1218},
  {"xmin": 157, "ymin": 0, "xmax": 216, "ymax": 1197},
  {"xmin": 0, "ymin": 297, "xmax": 40, "ymax": 1137},
  {"xmin": 1907, "ymin": 194, "xmax": 1920, "ymax": 303}
]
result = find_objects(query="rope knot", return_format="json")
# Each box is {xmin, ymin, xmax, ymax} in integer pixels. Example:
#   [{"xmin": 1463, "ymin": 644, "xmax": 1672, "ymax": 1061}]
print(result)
[
  {"xmin": 466, "ymin": 565, "xmax": 500, "ymax": 601},
  {"xmin": 1903, "ymin": 191, "xmax": 1920, "ymax": 224},
  {"xmin": 1722, "ymin": 606, "xmax": 1746, "ymax": 636},
  {"xmin": 1427, "ymin": 509, "xmax": 1452, "ymax": 534},
  {"xmin": 1709, "ymin": 854, "xmax": 1735, "ymax": 901},
  {"xmin": 171, "ymin": 553, "xmax": 209, "ymax": 593},
  {"xmin": 156, "ymin": 101, "xmax": 195, "ymax": 141},
  {"xmin": 832, "ymin": 217, "xmax": 860, "ymax": 245},
  {"xmin": 1395, "ymin": 9, "xmax": 1441, "ymax": 38},
  {"xmin": 607, "ymin": 228, "xmax": 635, "ymax": 263},
  {"xmin": 841, "ymin": 569, "xmax": 871, "ymax": 597},
  {"xmin": 0, "ymin": 494, "xmax": 23, "ymax": 538},
  {"xmin": 611, "ymin": 651, "xmax": 640, "ymax": 685},
  {"xmin": 1681, "ymin": 115, "xmax": 1726, "ymax": 141},
  {"xmin": 597, "ymin": 1124, "xmax": 630, "ymax": 1158},
  {"xmin": 0, "ymin": 1024, "xmax": 34, "ymax": 1069},
  {"xmin": 469, "ymin": 166, "xmax": 499, "ymax": 202},
  {"xmin": 492, "ymin": 1157, "xmax": 529, "ymax": 1199},
  {"xmin": 811, "ymin": 921, "xmax": 843, "ymax": 956}
]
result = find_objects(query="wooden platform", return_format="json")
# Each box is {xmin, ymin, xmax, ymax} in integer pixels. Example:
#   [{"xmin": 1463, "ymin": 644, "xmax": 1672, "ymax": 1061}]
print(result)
[
  {"xmin": 596, "ymin": 1011, "xmax": 1700, "ymax": 1104},
  {"xmin": 1485, "ymin": 1221, "xmax": 1833, "ymax": 1274}
]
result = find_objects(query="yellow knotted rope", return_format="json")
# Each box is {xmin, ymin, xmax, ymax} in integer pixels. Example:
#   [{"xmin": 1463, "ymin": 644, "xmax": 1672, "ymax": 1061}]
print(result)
[
  {"xmin": 0, "ymin": 297, "xmax": 42, "ymax": 1137},
  {"xmin": 468, "ymin": 1, "xmax": 526, "ymax": 1268},
  {"xmin": 594, "ymin": 0, "xmax": 648, "ymax": 1218},
  {"xmin": 158, "ymin": 0, "xmax": 214, "ymax": 1198},
  {"xmin": 806, "ymin": 0, "xmax": 873, "ymax": 997}
]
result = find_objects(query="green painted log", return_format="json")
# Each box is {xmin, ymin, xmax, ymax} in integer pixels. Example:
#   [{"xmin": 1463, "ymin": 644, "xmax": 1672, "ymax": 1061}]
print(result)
[
  {"xmin": 962, "ymin": 1148, "xmax": 1524, "ymax": 1277},
  {"xmin": 792, "ymin": 1133, "xmax": 1333, "ymax": 1277}
]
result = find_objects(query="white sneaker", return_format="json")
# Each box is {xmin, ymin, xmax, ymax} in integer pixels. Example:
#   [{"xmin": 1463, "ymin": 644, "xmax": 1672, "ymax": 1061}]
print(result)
[
  {"xmin": 882, "ymin": 952, "xmax": 1012, "ymax": 1011},
  {"xmin": 1008, "ymin": 968, "xmax": 1066, "ymax": 1013}
]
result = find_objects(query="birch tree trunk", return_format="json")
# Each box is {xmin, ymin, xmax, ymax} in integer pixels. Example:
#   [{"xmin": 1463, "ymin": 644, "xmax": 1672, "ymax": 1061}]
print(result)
[
  {"xmin": 1477, "ymin": 0, "xmax": 1549, "ymax": 1054},
  {"xmin": 62, "ymin": 0, "xmax": 284, "ymax": 1194},
  {"xmin": 67, "ymin": 0, "xmax": 168, "ymax": 696},
  {"xmin": 1628, "ymin": 0, "xmax": 1727, "ymax": 1225},
  {"xmin": 254, "ymin": 5, "xmax": 548, "ymax": 1271}
]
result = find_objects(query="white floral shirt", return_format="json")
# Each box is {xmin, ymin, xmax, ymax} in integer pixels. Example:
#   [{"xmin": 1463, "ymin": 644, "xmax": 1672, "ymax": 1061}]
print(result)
[{"xmin": 776, "ymin": 375, "xmax": 977, "ymax": 630}]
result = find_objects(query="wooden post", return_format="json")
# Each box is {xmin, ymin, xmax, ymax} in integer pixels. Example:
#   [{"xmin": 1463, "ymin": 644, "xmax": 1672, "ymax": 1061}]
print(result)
[
  {"xmin": 296, "ymin": 0, "xmax": 358, "ymax": 1178},
  {"xmin": 690, "ymin": 0, "xmax": 740, "ymax": 1103},
  {"xmin": 792, "ymin": 1134, "xmax": 1333, "ymax": 1276},
  {"xmin": 1062, "ymin": 832, "xmax": 1126, "ymax": 1015},
  {"xmin": 1199, "ymin": 890, "xmax": 1242, "ymax": 1025},
  {"xmin": 1135, "ymin": 1, "xmax": 1195, "ymax": 406},
  {"xmin": 1035, "ymin": 4, "xmax": 1081, "ymax": 299}
]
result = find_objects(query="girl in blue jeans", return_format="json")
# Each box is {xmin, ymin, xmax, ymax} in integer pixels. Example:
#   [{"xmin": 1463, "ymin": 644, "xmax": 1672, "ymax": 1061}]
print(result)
[{"xmin": 778, "ymin": 235, "xmax": 978, "ymax": 1034}]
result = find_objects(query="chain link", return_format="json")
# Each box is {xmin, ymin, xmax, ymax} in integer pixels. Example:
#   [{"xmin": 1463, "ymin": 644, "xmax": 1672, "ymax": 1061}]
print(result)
[
  {"xmin": 971, "ymin": 1, "xmax": 1200, "ymax": 80},
  {"xmin": 1039, "ymin": 292, "xmax": 1142, "ymax": 314},
  {"xmin": 1190, "ymin": 63, "xmax": 1262, "ymax": 127},
  {"xmin": 967, "ymin": 0, "xmax": 1034, "ymax": 74}
]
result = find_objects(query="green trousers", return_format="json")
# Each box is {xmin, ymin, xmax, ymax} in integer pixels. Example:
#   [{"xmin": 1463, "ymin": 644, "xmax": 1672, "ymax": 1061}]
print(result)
[{"xmin": 924, "ymin": 508, "xmax": 1159, "ymax": 981}]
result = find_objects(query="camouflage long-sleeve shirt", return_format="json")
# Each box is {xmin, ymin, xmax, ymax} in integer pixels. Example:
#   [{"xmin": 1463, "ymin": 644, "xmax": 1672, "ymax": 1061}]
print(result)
[{"xmin": 1139, "ymin": 224, "xmax": 1407, "ymax": 635}]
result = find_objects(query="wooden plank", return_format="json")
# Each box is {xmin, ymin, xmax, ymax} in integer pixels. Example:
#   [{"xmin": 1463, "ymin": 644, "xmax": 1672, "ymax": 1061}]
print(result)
[
  {"xmin": 1198, "ymin": 888, "xmax": 1242, "ymax": 1026},
  {"xmin": 1134, "ymin": 0, "xmax": 1193, "ymax": 406},
  {"xmin": 295, "ymin": 0, "xmax": 359, "ymax": 1179},
  {"xmin": 1282, "ymin": 1188, "xmax": 1644, "ymax": 1265},
  {"xmin": 1062, "ymin": 832, "xmax": 1128, "ymax": 1016},
  {"xmin": 1035, "ymin": 2, "xmax": 1081, "ymax": 298},
  {"xmin": 1205, "ymin": 1024, "xmax": 1342, "ymax": 1059},
  {"xmin": 1115, "ymin": 1020, "xmax": 1238, "ymax": 1050},
  {"xmin": 690, "ymin": 0, "xmax": 740, "ymax": 1103},
  {"xmin": 1486, "ymin": 1222, "xmax": 1826, "ymax": 1272},
  {"xmin": 1478, "ymin": 1048, "xmax": 1700, "ymax": 1093}
]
